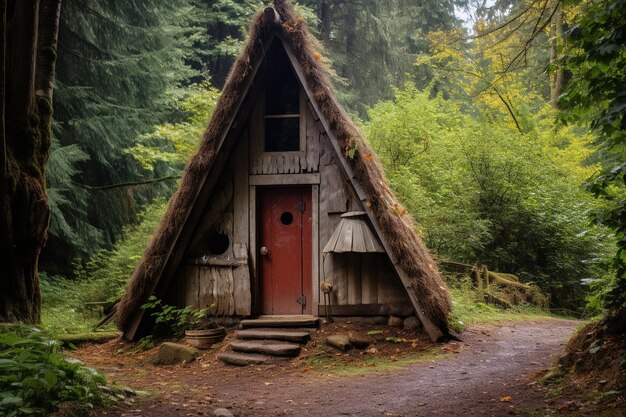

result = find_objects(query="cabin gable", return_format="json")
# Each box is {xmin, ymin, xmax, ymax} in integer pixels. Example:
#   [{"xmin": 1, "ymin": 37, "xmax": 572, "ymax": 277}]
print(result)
[{"xmin": 162, "ymin": 37, "xmax": 410, "ymax": 320}]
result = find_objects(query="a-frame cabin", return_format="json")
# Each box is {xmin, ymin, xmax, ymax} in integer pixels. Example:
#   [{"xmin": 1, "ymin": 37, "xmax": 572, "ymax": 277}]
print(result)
[{"xmin": 116, "ymin": 0, "xmax": 452, "ymax": 342}]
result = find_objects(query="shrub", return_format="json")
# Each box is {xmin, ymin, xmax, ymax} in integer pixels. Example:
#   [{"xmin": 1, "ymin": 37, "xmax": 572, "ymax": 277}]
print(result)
[{"xmin": 0, "ymin": 324, "xmax": 105, "ymax": 416}]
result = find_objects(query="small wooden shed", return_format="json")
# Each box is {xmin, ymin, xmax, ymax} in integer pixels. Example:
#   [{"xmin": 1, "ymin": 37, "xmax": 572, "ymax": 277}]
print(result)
[{"xmin": 116, "ymin": 0, "xmax": 452, "ymax": 341}]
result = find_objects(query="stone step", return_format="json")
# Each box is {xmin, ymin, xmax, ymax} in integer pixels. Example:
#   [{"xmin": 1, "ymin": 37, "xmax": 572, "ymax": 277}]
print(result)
[
  {"xmin": 235, "ymin": 329, "xmax": 311, "ymax": 344},
  {"xmin": 240, "ymin": 316, "xmax": 319, "ymax": 329},
  {"xmin": 217, "ymin": 352, "xmax": 272, "ymax": 366},
  {"xmin": 229, "ymin": 340, "xmax": 301, "ymax": 357}
]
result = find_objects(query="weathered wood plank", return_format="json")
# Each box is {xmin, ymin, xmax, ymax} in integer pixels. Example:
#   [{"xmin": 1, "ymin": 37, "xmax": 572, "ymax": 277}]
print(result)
[
  {"xmin": 214, "ymin": 266, "xmax": 235, "ymax": 315},
  {"xmin": 233, "ymin": 131, "xmax": 249, "ymax": 247},
  {"xmin": 305, "ymin": 108, "xmax": 320, "ymax": 172},
  {"xmin": 339, "ymin": 220, "xmax": 353, "ymax": 252},
  {"xmin": 248, "ymin": 173, "xmax": 320, "ymax": 186},
  {"xmin": 321, "ymin": 162, "xmax": 348, "ymax": 213},
  {"xmin": 270, "ymin": 154, "xmax": 278, "ymax": 174},
  {"xmin": 318, "ymin": 303, "xmax": 414, "ymax": 316},
  {"xmin": 361, "ymin": 254, "xmax": 378, "ymax": 304},
  {"xmin": 262, "ymin": 155, "xmax": 269, "ymax": 174},
  {"xmin": 319, "ymin": 133, "xmax": 334, "ymax": 167},
  {"xmin": 186, "ymin": 258, "xmax": 247, "ymax": 267},
  {"xmin": 233, "ymin": 243, "xmax": 251, "ymax": 316},
  {"xmin": 378, "ymin": 259, "xmax": 410, "ymax": 304},
  {"xmin": 185, "ymin": 266, "xmax": 200, "ymax": 308},
  {"xmin": 351, "ymin": 219, "xmax": 367, "ymax": 252},
  {"xmin": 199, "ymin": 267, "xmax": 214, "ymax": 308},
  {"xmin": 226, "ymin": 268, "xmax": 235, "ymax": 315},
  {"xmin": 335, "ymin": 254, "xmax": 348, "ymax": 305},
  {"xmin": 276, "ymin": 154, "xmax": 284, "ymax": 173},
  {"xmin": 347, "ymin": 253, "xmax": 362, "ymax": 304}
]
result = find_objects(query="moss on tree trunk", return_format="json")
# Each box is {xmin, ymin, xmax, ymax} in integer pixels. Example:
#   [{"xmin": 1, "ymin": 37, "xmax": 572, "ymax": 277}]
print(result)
[{"xmin": 0, "ymin": 0, "xmax": 60, "ymax": 324}]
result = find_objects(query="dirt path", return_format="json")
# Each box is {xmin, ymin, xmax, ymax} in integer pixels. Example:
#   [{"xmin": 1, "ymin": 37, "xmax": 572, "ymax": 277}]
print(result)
[{"xmin": 86, "ymin": 319, "xmax": 579, "ymax": 417}]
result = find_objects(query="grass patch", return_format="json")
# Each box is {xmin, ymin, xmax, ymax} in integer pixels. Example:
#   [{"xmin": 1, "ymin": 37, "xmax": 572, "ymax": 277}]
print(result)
[
  {"xmin": 304, "ymin": 346, "xmax": 449, "ymax": 377},
  {"xmin": 448, "ymin": 287, "xmax": 562, "ymax": 332},
  {"xmin": 40, "ymin": 273, "xmax": 117, "ymax": 337}
]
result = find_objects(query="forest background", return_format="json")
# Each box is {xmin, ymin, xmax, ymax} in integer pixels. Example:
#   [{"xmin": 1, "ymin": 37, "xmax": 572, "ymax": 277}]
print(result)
[{"xmin": 35, "ymin": 0, "xmax": 623, "ymax": 334}]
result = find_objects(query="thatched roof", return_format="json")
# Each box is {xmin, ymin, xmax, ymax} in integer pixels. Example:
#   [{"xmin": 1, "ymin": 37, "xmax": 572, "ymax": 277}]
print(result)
[{"xmin": 116, "ymin": 0, "xmax": 452, "ymax": 340}]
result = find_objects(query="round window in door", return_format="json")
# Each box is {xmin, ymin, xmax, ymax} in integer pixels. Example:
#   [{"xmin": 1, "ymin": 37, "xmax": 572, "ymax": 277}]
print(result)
[{"xmin": 280, "ymin": 211, "xmax": 294, "ymax": 225}]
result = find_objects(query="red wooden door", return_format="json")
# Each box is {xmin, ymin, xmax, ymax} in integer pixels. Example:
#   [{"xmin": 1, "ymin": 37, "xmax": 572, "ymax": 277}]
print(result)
[{"xmin": 258, "ymin": 187, "xmax": 312, "ymax": 315}]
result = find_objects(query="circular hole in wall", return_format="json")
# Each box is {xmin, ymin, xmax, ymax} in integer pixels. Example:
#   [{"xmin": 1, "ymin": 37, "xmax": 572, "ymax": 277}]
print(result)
[
  {"xmin": 207, "ymin": 232, "xmax": 229, "ymax": 255},
  {"xmin": 280, "ymin": 212, "xmax": 294, "ymax": 225}
]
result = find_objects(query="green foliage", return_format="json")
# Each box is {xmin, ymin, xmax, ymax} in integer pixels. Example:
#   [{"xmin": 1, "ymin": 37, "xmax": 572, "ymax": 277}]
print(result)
[
  {"xmin": 193, "ymin": 0, "xmax": 261, "ymax": 85},
  {"xmin": 447, "ymin": 280, "xmax": 555, "ymax": 333},
  {"xmin": 0, "ymin": 324, "xmax": 105, "ymax": 416},
  {"xmin": 73, "ymin": 201, "xmax": 168, "ymax": 303},
  {"xmin": 47, "ymin": 141, "xmax": 104, "ymax": 256},
  {"xmin": 141, "ymin": 296, "xmax": 210, "ymax": 337},
  {"xmin": 365, "ymin": 85, "xmax": 612, "ymax": 309},
  {"xmin": 560, "ymin": 0, "xmax": 626, "ymax": 308},
  {"xmin": 129, "ymin": 82, "xmax": 220, "ymax": 171},
  {"xmin": 41, "ymin": 201, "xmax": 167, "ymax": 335},
  {"xmin": 297, "ymin": 0, "xmax": 459, "ymax": 115},
  {"xmin": 44, "ymin": 0, "xmax": 202, "ymax": 272}
]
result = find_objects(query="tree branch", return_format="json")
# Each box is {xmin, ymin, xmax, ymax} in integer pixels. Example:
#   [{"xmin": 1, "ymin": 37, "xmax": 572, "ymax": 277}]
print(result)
[{"xmin": 70, "ymin": 175, "xmax": 181, "ymax": 191}]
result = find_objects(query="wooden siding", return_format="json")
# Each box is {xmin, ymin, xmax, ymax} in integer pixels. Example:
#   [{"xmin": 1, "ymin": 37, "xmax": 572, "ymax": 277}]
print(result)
[
  {"xmin": 171, "ymin": 131, "xmax": 252, "ymax": 316},
  {"xmin": 317, "ymin": 132, "xmax": 411, "ymax": 314}
]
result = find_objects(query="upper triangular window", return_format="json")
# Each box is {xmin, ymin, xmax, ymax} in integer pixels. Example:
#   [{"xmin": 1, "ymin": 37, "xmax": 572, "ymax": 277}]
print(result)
[{"xmin": 264, "ymin": 40, "xmax": 301, "ymax": 152}]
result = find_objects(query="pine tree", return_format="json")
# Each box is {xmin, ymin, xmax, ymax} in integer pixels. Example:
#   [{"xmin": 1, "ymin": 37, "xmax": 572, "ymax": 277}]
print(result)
[{"xmin": 43, "ymin": 0, "xmax": 202, "ymax": 271}]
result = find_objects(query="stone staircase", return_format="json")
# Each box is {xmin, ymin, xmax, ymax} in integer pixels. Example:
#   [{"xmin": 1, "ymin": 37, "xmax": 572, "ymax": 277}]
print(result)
[{"xmin": 218, "ymin": 316, "xmax": 319, "ymax": 366}]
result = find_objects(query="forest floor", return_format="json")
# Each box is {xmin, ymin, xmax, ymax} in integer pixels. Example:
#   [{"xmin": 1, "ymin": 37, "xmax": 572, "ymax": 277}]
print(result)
[{"xmin": 70, "ymin": 318, "xmax": 624, "ymax": 417}]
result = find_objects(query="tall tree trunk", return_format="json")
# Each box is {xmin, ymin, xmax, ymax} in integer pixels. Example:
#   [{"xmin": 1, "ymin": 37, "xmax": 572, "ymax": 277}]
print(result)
[
  {"xmin": 342, "ymin": 2, "xmax": 356, "ymax": 79},
  {"xmin": 549, "ymin": 5, "xmax": 564, "ymax": 108},
  {"xmin": 0, "ymin": 0, "xmax": 60, "ymax": 324},
  {"xmin": 319, "ymin": 0, "xmax": 331, "ymax": 43}
]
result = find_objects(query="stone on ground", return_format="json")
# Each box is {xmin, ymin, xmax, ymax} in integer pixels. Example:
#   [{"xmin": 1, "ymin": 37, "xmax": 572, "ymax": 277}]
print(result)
[
  {"xmin": 388, "ymin": 315, "xmax": 403, "ymax": 328},
  {"xmin": 403, "ymin": 315, "xmax": 422, "ymax": 330},
  {"xmin": 235, "ymin": 329, "xmax": 310, "ymax": 343},
  {"xmin": 229, "ymin": 340, "xmax": 301, "ymax": 357},
  {"xmin": 349, "ymin": 335, "xmax": 370, "ymax": 349},
  {"xmin": 326, "ymin": 334, "xmax": 352, "ymax": 351},
  {"xmin": 149, "ymin": 342, "xmax": 199, "ymax": 365},
  {"xmin": 213, "ymin": 407, "xmax": 234, "ymax": 417},
  {"xmin": 218, "ymin": 352, "xmax": 271, "ymax": 366},
  {"xmin": 240, "ymin": 316, "xmax": 318, "ymax": 328}
]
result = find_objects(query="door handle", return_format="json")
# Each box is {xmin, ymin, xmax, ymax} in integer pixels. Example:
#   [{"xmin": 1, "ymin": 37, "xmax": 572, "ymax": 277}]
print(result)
[{"xmin": 260, "ymin": 246, "xmax": 269, "ymax": 256}]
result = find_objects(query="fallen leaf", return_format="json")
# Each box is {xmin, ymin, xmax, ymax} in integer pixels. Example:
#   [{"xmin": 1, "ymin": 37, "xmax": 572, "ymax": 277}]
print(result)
[{"xmin": 500, "ymin": 396, "xmax": 512, "ymax": 402}]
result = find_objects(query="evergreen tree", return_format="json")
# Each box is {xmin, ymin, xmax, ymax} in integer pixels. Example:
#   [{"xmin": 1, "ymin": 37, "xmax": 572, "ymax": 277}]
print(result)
[
  {"xmin": 43, "ymin": 0, "xmax": 202, "ymax": 272},
  {"xmin": 300, "ymin": 0, "xmax": 462, "ymax": 114}
]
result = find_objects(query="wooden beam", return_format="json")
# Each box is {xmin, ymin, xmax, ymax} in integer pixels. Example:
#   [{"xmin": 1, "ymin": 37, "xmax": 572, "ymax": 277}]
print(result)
[
  {"xmin": 317, "ymin": 303, "xmax": 414, "ymax": 317},
  {"xmin": 249, "ymin": 173, "xmax": 320, "ymax": 186}
]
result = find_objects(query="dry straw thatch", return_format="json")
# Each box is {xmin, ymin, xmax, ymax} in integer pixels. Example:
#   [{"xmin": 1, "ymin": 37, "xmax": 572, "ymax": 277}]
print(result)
[{"xmin": 116, "ymin": 0, "xmax": 451, "ymax": 337}]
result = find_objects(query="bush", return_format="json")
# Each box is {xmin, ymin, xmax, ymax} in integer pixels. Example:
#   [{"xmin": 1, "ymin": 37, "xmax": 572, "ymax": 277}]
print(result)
[
  {"xmin": 40, "ymin": 201, "xmax": 167, "ymax": 335},
  {"xmin": 0, "ymin": 324, "xmax": 105, "ymax": 416},
  {"xmin": 365, "ymin": 86, "xmax": 613, "ymax": 310}
]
